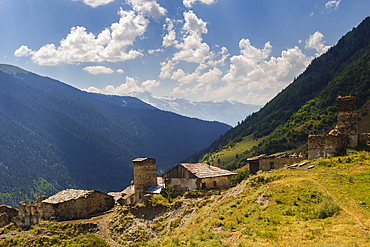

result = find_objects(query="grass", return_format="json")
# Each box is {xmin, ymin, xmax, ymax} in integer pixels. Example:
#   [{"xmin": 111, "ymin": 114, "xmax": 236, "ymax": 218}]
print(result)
[
  {"xmin": 0, "ymin": 222, "xmax": 108, "ymax": 247},
  {"xmin": 148, "ymin": 149, "xmax": 370, "ymax": 246},
  {"xmin": 2, "ymin": 149, "xmax": 369, "ymax": 246},
  {"xmin": 201, "ymin": 135, "xmax": 264, "ymax": 169}
]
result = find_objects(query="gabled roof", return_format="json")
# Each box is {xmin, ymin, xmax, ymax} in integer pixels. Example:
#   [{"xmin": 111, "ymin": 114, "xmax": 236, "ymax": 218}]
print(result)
[
  {"xmin": 179, "ymin": 163, "xmax": 237, "ymax": 179},
  {"xmin": 42, "ymin": 189, "xmax": 111, "ymax": 204}
]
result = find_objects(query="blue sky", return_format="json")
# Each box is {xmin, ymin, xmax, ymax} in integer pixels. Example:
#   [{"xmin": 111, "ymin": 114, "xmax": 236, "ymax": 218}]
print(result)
[{"xmin": 1, "ymin": 0, "xmax": 369, "ymax": 105}]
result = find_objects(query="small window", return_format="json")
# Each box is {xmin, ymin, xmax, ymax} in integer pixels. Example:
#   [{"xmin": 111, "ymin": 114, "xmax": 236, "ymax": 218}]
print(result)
[
  {"xmin": 270, "ymin": 162, "xmax": 274, "ymax": 170},
  {"xmin": 213, "ymin": 181, "xmax": 217, "ymax": 188},
  {"xmin": 201, "ymin": 182, "xmax": 206, "ymax": 189}
]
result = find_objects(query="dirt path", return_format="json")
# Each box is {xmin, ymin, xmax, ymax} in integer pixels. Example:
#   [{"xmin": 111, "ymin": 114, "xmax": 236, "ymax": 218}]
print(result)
[
  {"xmin": 63, "ymin": 210, "xmax": 121, "ymax": 246},
  {"xmin": 309, "ymin": 178, "xmax": 368, "ymax": 232}
]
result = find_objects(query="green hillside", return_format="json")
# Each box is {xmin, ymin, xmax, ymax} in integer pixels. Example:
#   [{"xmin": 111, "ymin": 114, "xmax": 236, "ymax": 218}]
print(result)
[
  {"xmin": 184, "ymin": 16, "xmax": 370, "ymax": 166},
  {"xmin": 0, "ymin": 66, "xmax": 230, "ymax": 207}
]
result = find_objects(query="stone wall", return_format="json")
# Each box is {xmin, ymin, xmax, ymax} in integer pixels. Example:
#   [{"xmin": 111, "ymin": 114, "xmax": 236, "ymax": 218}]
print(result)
[
  {"xmin": 199, "ymin": 176, "xmax": 233, "ymax": 190},
  {"xmin": 359, "ymin": 133, "xmax": 370, "ymax": 145},
  {"xmin": 259, "ymin": 157, "xmax": 306, "ymax": 171},
  {"xmin": 0, "ymin": 205, "xmax": 18, "ymax": 227},
  {"xmin": 308, "ymin": 96, "xmax": 360, "ymax": 159},
  {"xmin": 133, "ymin": 158, "xmax": 157, "ymax": 203},
  {"xmin": 12, "ymin": 195, "xmax": 47, "ymax": 227},
  {"xmin": 336, "ymin": 96, "xmax": 358, "ymax": 148},
  {"xmin": 308, "ymin": 134, "xmax": 342, "ymax": 159},
  {"xmin": 40, "ymin": 191, "xmax": 114, "ymax": 220}
]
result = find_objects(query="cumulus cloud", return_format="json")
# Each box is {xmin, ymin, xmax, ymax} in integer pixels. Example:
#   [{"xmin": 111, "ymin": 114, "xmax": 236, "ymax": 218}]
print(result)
[
  {"xmin": 116, "ymin": 69, "xmax": 124, "ymax": 73},
  {"xmin": 201, "ymin": 38, "xmax": 313, "ymax": 104},
  {"xmin": 87, "ymin": 76, "xmax": 145, "ymax": 95},
  {"xmin": 325, "ymin": 0, "xmax": 341, "ymax": 11},
  {"xmin": 73, "ymin": 0, "xmax": 115, "ymax": 8},
  {"xmin": 183, "ymin": 0, "xmax": 216, "ymax": 8},
  {"xmin": 305, "ymin": 31, "xmax": 331, "ymax": 56},
  {"xmin": 83, "ymin": 66, "xmax": 115, "ymax": 75},
  {"xmin": 148, "ymin": 48, "xmax": 163, "ymax": 54},
  {"xmin": 86, "ymin": 76, "xmax": 160, "ymax": 95},
  {"xmin": 159, "ymin": 60, "xmax": 178, "ymax": 79},
  {"xmin": 142, "ymin": 79, "xmax": 160, "ymax": 90},
  {"xmin": 172, "ymin": 11, "xmax": 210, "ymax": 63},
  {"xmin": 14, "ymin": 45, "xmax": 34, "ymax": 57},
  {"xmin": 125, "ymin": 0, "xmax": 166, "ymax": 19},
  {"xmin": 15, "ymin": 8, "xmax": 149, "ymax": 65},
  {"xmin": 197, "ymin": 67, "xmax": 222, "ymax": 83},
  {"xmin": 162, "ymin": 18, "xmax": 178, "ymax": 48}
]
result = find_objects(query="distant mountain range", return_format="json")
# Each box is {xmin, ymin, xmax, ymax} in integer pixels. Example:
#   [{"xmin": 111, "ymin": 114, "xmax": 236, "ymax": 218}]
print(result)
[
  {"xmin": 184, "ymin": 16, "xmax": 370, "ymax": 165},
  {"xmin": 130, "ymin": 92, "xmax": 261, "ymax": 126},
  {"xmin": 0, "ymin": 64, "xmax": 230, "ymax": 207}
]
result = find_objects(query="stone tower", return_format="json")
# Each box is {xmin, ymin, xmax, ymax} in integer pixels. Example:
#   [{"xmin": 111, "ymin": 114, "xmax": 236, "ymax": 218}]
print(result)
[
  {"xmin": 336, "ymin": 96, "xmax": 358, "ymax": 148},
  {"xmin": 133, "ymin": 158, "xmax": 157, "ymax": 203}
]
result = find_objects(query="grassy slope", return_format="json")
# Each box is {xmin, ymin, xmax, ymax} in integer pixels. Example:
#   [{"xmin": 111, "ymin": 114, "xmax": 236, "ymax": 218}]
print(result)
[
  {"xmin": 200, "ymin": 135, "xmax": 264, "ymax": 170},
  {"xmin": 1, "ymin": 149, "xmax": 369, "ymax": 246},
  {"xmin": 153, "ymin": 149, "xmax": 370, "ymax": 246}
]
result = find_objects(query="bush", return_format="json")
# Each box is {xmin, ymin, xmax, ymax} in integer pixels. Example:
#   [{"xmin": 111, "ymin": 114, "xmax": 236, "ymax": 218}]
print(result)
[{"xmin": 232, "ymin": 170, "xmax": 250, "ymax": 184}]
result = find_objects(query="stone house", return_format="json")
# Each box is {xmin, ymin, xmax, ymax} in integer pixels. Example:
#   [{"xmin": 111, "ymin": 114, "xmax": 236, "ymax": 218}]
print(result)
[
  {"xmin": 162, "ymin": 163, "xmax": 237, "ymax": 196},
  {"xmin": 109, "ymin": 185, "xmax": 136, "ymax": 206},
  {"xmin": 248, "ymin": 154, "xmax": 306, "ymax": 175},
  {"xmin": 39, "ymin": 189, "xmax": 114, "ymax": 221}
]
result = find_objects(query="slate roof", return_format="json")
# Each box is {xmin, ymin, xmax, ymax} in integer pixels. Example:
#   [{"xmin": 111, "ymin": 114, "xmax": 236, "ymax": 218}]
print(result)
[
  {"xmin": 42, "ymin": 189, "xmax": 109, "ymax": 204},
  {"xmin": 180, "ymin": 163, "xmax": 237, "ymax": 179},
  {"xmin": 133, "ymin": 157, "xmax": 149, "ymax": 162},
  {"xmin": 144, "ymin": 184, "xmax": 163, "ymax": 194}
]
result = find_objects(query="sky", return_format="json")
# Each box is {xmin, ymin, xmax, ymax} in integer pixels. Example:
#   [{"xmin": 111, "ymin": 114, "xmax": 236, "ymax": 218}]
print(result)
[{"xmin": 1, "ymin": 0, "xmax": 369, "ymax": 105}]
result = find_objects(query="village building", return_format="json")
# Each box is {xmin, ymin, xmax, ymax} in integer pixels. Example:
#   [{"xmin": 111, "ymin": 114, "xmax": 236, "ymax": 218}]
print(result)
[
  {"xmin": 0, "ymin": 205, "xmax": 18, "ymax": 227},
  {"xmin": 38, "ymin": 189, "xmax": 114, "ymax": 221},
  {"xmin": 162, "ymin": 163, "xmax": 237, "ymax": 196},
  {"xmin": 248, "ymin": 153, "xmax": 306, "ymax": 175},
  {"xmin": 12, "ymin": 189, "xmax": 114, "ymax": 226},
  {"xmin": 308, "ymin": 96, "xmax": 369, "ymax": 159}
]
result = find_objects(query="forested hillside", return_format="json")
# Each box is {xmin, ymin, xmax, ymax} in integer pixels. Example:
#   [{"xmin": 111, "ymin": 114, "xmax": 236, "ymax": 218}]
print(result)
[
  {"xmin": 0, "ymin": 65, "xmax": 230, "ymax": 207},
  {"xmin": 184, "ymin": 16, "xmax": 370, "ymax": 164}
]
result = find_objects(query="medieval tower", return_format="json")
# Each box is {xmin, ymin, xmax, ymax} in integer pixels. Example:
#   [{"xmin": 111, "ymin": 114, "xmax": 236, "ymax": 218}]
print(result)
[
  {"xmin": 133, "ymin": 158, "xmax": 157, "ymax": 203},
  {"xmin": 335, "ymin": 96, "xmax": 358, "ymax": 148}
]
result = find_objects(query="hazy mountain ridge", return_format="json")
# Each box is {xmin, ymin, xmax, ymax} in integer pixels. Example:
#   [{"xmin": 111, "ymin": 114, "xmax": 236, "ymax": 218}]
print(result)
[
  {"xmin": 131, "ymin": 92, "xmax": 261, "ymax": 126},
  {"xmin": 0, "ymin": 65, "xmax": 230, "ymax": 207}
]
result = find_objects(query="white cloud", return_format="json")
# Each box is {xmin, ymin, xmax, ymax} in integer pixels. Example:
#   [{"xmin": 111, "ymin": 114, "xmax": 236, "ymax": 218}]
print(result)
[
  {"xmin": 172, "ymin": 11, "xmax": 210, "ymax": 63},
  {"xmin": 325, "ymin": 0, "xmax": 341, "ymax": 11},
  {"xmin": 86, "ymin": 76, "xmax": 159, "ymax": 95},
  {"xmin": 162, "ymin": 18, "xmax": 178, "ymax": 48},
  {"xmin": 171, "ymin": 69, "xmax": 186, "ymax": 80},
  {"xmin": 14, "ymin": 45, "xmax": 34, "ymax": 57},
  {"xmin": 159, "ymin": 60, "xmax": 178, "ymax": 79},
  {"xmin": 148, "ymin": 48, "xmax": 163, "ymax": 54},
  {"xmin": 93, "ymin": 76, "xmax": 145, "ymax": 95},
  {"xmin": 116, "ymin": 69, "xmax": 124, "ymax": 73},
  {"xmin": 125, "ymin": 0, "xmax": 166, "ymax": 19},
  {"xmin": 305, "ymin": 31, "xmax": 331, "ymax": 56},
  {"xmin": 203, "ymin": 38, "xmax": 313, "ymax": 103},
  {"xmin": 73, "ymin": 0, "xmax": 115, "ymax": 8},
  {"xmin": 197, "ymin": 67, "xmax": 222, "ymax": 83},
  {"xmin": 142, "ymin": 79, "xmax": 160, "ymax": 90},
  {"xmin": 310, "ymin": 11, "xmax": 314, "ymax": 17},
  {"xmin": 15, "ymin": 8, "xmax": 149, "ymax": 66},
  {"xmin": 183, "ymin": 0, "xmax": 216, "ymax": 8},
  {"xmin": 83, "ymin": 66, "xmax": 115, "ymax": 75}
]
